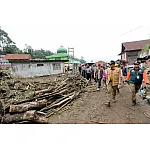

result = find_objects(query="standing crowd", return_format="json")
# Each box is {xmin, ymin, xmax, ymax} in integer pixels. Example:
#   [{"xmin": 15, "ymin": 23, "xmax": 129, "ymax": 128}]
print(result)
[{"xmin": 78, "ymin": 60, "xmax": 149, "ymax": 107}]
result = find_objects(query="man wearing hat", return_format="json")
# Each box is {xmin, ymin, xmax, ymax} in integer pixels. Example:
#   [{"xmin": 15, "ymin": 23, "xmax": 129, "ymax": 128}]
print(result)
[
  {"xmin": 125, "ymin": 61, "xmax": 149, "ymax": 106},
  {"xmin": 106, "ymin": 60, "xmax": 122, "ymax": 107}
]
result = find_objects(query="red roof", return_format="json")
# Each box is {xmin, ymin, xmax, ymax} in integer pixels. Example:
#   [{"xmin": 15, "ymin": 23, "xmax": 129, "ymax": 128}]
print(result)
[
  {"xmin": 96, "ymin": 60, "xmax": 106, "ymax": 64},
  {"xmin": 122, "ymin": 39, "xmax": 150, "ymax": 51},
  {"xmin": 0, "ymin": 55, "xmax": 6, "ymax": 58},
  {"xmin": 4, "ymin": 54, "xmax": 31, "ymax": 60}
]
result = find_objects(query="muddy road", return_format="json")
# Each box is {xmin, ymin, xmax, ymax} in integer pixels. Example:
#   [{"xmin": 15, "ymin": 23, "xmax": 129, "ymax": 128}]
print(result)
[{"xmin": 48, "ymin": 82, "xmax": 150, "ymax": 124}]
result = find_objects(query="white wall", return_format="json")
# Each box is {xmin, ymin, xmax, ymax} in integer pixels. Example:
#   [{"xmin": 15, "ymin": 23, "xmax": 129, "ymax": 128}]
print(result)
[
  {"xmin": 11, "ymin": 62, "xmax": 64, "ymax": 77},
  {"xmin": 121, "ymin": 52, "xmax": 126, "ymax": 60}
]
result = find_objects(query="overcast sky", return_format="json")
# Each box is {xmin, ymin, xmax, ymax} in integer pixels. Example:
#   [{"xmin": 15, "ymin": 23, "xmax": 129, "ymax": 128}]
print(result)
[{"xmin": 0, "ymin": 0, "xmax": 150, "ymax": 62}]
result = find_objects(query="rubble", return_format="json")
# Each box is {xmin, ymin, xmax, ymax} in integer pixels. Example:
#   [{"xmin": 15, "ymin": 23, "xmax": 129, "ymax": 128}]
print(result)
[{"xmin": 0, "ymin": 71, "xmax": 88, "ymax": 124}]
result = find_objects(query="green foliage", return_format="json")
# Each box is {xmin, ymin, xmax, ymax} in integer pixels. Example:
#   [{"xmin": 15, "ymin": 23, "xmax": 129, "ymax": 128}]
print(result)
[
  {"xmin": 0, "ymin": 27, "xmax": 54, "ymax": 58},
  {"xmin": 29, "ymin": 49, "xmax": 54, "ymax": 59},
  {"xmin": 80, "ymin": 56, "xmax": 86, "ymax": 64},
  {"xmin": 142, "ymin": 41, "xmax": 150, "ymax": 55},
  {"xmin": 0, "ymin": 26, "xmax": 22, "ymax": 54}
]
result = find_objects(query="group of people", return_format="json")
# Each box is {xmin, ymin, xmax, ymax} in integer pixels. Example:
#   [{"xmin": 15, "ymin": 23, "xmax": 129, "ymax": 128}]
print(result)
[
  {"xmin": 78, "ymin": 64, "xmax": 108, "ymax": 90},
  {"xmin": 79, "ymin": 60, "xmax": 149, "ymax": 107}
]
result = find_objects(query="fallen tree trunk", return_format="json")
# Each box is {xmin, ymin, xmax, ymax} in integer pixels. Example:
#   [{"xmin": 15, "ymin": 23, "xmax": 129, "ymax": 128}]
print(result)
[
  {"xmin": 47, "ymin": 93, "xmax": 76, "ymax": 109},
  {"xmin": 3, "ymin": 110, "xmax": 48, "ymax": 124},
  {"xmin": 3, "ymin": 110, "xmax": 37, "ymax": 123},
  {"xmin": 46, "ymin": 92, "xmax": 80, "ymax": 117},
  {"xmin": 9, "ymin": 99, "xmax": 48, "ymax": 113},
  {"xmin": 34, "ymin": 87, "xmax": 54, "ymax": 95},
  {"xmin": 0, "ymin": 100, "xmax": 3, "ymax": 115},
  {"xmin": 13, "ymin": 86, "xmax": 68, "ymax": 105},
  {"xmin": 40, "ymin": 92, "xmax": 74, "ymax": 112}
]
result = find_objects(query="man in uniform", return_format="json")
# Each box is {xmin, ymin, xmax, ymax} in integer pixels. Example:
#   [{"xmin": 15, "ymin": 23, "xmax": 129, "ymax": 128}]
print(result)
[
  {"xmin": 125, "ymin": 61, "xmax": 149, "ymax": 106},
  {"xmin": 105, "ymin": 60, "xmax": 122, "ymax": 107}
]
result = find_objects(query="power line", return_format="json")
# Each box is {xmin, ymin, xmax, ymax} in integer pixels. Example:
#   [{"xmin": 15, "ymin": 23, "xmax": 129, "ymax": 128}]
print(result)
[{"xmin": 120, "ymin": 26, "xmax": 143, "ymax": 36}]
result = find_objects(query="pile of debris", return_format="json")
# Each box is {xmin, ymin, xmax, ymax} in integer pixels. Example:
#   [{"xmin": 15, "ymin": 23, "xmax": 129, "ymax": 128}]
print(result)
[{"xmin": 0, "ymin": 71, "xmax": 88, "ymax": 124}]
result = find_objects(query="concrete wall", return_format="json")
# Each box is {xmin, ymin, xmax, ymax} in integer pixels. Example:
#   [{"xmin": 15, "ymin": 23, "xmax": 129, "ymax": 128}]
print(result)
[{"xmin": 11, "ymin": 62, "xmax": 64, "ymax": 77}]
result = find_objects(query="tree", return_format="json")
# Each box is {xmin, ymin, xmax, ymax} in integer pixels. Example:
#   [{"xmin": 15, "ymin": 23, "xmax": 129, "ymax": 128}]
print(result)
[
  {"xmin": 23, "ymin": 45, "xmax": 54, "ymax": 59},
  {"xmin": 80, "ymin": 56, "xmax": 86, "ymax": 64},
  {"xmin": 142, "ymin": 40, "xmax": 150, "ymax": 56},
  {"xmin": 0, "ymin": 26, "xmax": 21, "ymax": 54}
]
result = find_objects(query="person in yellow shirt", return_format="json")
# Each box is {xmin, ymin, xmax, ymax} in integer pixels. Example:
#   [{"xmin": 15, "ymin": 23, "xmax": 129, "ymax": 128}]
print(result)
[{"xmin": 105, "ymin": 60, "xmax": 122, "ymax": 107}]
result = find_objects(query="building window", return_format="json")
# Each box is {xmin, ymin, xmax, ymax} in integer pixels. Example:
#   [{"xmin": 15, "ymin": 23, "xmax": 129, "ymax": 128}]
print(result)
[
  {"xmin": 37, "ymin": 64, "xmax": 44, "ymax": 67},
  {"xmin": 53, "ymin": 63, "xmax": 61, "ymax": 70}
]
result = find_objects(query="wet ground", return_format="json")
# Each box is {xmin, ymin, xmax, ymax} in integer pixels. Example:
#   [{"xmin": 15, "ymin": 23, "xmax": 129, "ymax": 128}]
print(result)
[{"xmin": 48, "ymin": 82, "xmax": 150, "ymax": 124}]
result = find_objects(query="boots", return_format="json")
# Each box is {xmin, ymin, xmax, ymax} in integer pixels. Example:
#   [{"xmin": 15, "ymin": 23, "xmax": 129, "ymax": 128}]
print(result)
[
  {"xmin": 112, "ymin": 98, "xmax": 116, "ymax": 103},
  {"xmin": 105, "ymin": 102, "xmax": 110, "ymax": 107},
  {"xmin": 117, "ymin": 88, "xmax": 120, "ymax": 93},
  {"xmin": 132, "ymin": 100, "xmax": 136, "ymax": 106}
]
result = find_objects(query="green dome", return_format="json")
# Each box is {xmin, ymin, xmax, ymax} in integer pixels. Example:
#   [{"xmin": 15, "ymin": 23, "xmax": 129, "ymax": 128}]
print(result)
[{"xmin": 57, "ymin": 45, "xmax": 67, "ymax": 53}]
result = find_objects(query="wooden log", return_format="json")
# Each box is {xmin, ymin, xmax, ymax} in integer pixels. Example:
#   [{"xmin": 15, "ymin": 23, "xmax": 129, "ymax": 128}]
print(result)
[
  {"xmin": 46, "ymin": 92, "xmax": 80, "ymax": 117},
  {"xmin": 54, "ymin": 78, "xmax": 69, "ymax": 91},
  {"xmin": 3, "ymin": 110, "xmax": 48, "ymax": 124},
  {"xmin": 9, "ymin": 99, "xmax": 48, "ymax": 113},
  {"xmin": 48, "ymin": 93, "xmax": 75, "ymax": 109},
  {"xmin": 0, "ymin": 100, "xmax": 3, "ymax": 115},
  {"xmin": 40, "ymin": 92, "xmax": 74, "ymax": 112},
  {"xmin": 3, "ymin": 110, "xmax": 37, "ymax": 123},
  {"xmin": 34, "ymin": 87, "xmax": 54, "ymax": 95},
  {"xmin": 13, "ymin": 86, "xmax": 68, "ymax": 105},
  {"xmin": 34, "ymin": 116, "xmax": 48, "ymax": 124}
]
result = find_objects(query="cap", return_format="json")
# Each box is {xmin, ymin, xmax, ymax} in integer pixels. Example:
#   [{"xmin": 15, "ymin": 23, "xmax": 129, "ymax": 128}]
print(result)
[
  {"xmin": 109, "ymin": 60, "xmax": 115, "ymax": 65},
  {"xmin": 133, "ymin": 61, "xmax": 140, "ymax": 65}
]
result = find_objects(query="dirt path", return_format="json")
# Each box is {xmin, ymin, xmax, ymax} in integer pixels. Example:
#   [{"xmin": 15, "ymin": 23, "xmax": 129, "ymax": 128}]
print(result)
[{"xmin": 48, "ymin": 82, "xmax": 150, "ymax": 124}]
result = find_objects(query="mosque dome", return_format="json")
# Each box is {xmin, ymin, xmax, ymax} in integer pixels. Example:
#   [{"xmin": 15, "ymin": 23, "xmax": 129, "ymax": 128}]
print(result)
[{"xmin": 57, "ymin": 45, "xmax": 67, "ymax": 53}]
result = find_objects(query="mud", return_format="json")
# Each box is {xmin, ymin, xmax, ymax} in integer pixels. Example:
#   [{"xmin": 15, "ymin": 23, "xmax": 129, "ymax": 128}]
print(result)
[{"xmin": 48, "ymin": 82, "xmax": 150, "ymax": 124}]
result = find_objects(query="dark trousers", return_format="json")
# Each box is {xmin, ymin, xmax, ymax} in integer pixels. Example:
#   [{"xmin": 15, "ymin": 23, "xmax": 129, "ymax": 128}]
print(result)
[
  {"xmin": 86, "ymin": 73, "xmax": 91, "ymax": 81},
  {"xmin": 98, "ymin": 78, "xmax": 102, "ymax": 88},
  {"xmin": 82, "ymin": 70, "xmax": 86, "ymax": 78},
  {"xmin": 79, "ymin": 69, "xmax": 81, "ymax": 75},
  {"xmin": 79, "ymin": 68, "xmax": 81, "ymax": 74}
]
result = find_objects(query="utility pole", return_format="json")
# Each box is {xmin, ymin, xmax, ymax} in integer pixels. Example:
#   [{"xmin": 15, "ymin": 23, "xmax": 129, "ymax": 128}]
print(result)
[{"xmin": 68, "ymin": 47, "xmax": 74, "ymax": 73}]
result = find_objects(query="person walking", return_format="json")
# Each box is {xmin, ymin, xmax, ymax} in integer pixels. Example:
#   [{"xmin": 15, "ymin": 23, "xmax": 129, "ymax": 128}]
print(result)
[
  {"xmin": 78, "ymin": 64, "xmax": 82, "ymax": 75},
  {"xmin": 105, "ymin": 60, "xmax": 122, "ymax": 107},
  {"xmin": 125, "ymin": 61, "xmax": 149, "ymax": 106},
  {"xmin": 102, "ymin": 66, "xmax": 107, "ymax": 93},
  {"xmin": 86, "ymin": 65, "xmax": 92, "ymax": 81},
  {"xmin": 115, "ymin": 63, "xmax": 120, "ymax": 93},
  {"xmin": 95, "ymin": 64, "xmax": 103, "ymax": 91},
  {"xmin": 81, "ymin": 65, "xmax": 86, "ymax": 78},
  {"xmin": 122, "ymin": 66, "xmax": 127, "ymax": 84},
  {"xmin": 93, "ymin": 64, "xmax": 98, "ymax": 82}
]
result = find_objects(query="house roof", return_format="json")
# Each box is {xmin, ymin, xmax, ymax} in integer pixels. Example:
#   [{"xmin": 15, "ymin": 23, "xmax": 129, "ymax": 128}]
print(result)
[
  {"xmin": 95, "ymin": 60, "xmax": 106, "ymax": 64},
  {"xmin": 0, "ymin": 55, "xmax": 6, "ymax": 58},
  {"xmin": 4, "ymin": 54, "xmax": 31, "ymax": 60},
  {"xmin": 9, "ymin": 59, "xmax": 69, "ymax": 63},
  {"xmin": 122, "ymin": 39, "xmax": 150, "ymax": 52}
]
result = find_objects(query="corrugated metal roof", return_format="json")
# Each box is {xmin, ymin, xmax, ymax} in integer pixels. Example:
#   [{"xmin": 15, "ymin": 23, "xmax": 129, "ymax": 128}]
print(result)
[
  {"xmin": 122, "ymin": 39, "xmax": 150, "ymax": 51},
  {"xmin": 4, "ymin": 54, "xmax": 31, "ymax": 60}
]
